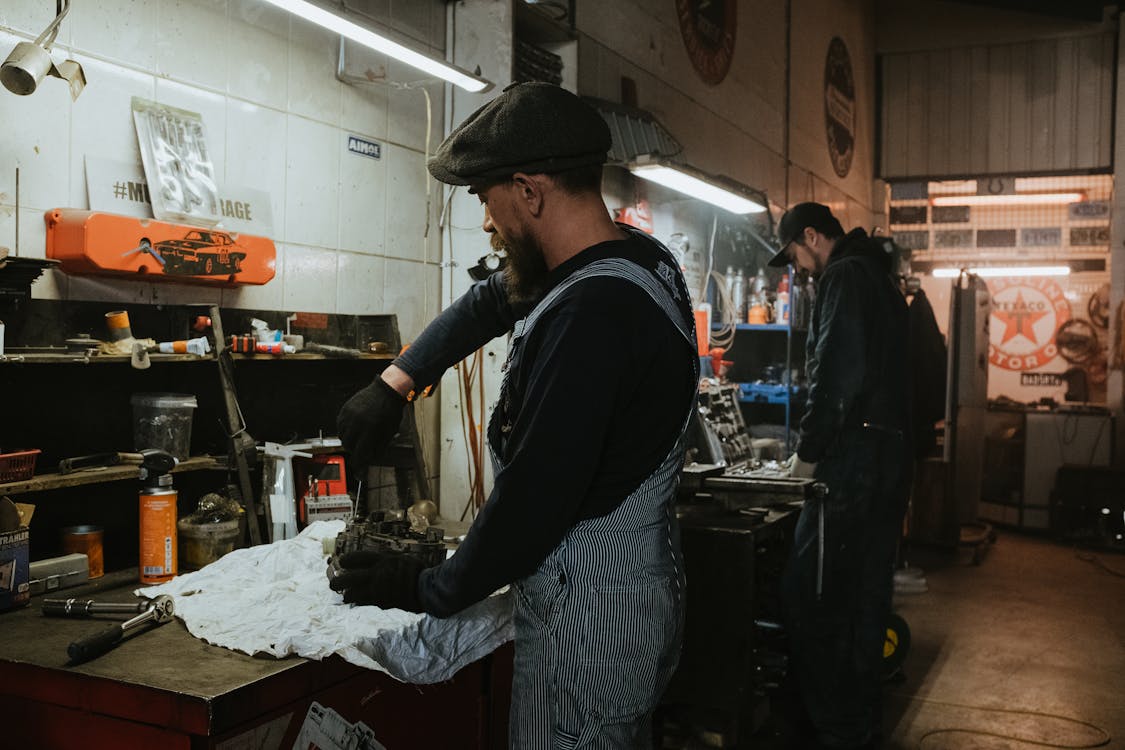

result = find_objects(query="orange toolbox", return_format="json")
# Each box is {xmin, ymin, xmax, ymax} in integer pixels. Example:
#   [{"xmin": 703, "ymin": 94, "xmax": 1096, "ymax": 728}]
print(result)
[{"xmin": 45, "ymin": 209, "xmax": 276, "ymax": 287}]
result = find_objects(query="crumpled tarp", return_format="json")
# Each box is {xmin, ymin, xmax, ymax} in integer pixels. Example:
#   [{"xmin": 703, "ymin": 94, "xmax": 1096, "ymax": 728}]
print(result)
[{"xmin": 138, "ymin": 520, "xmax": 513, "ymax": 684}]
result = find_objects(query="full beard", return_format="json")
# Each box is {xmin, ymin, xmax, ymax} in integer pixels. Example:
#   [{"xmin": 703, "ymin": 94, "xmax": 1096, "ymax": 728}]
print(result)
[{"xmin": 494, "ymin": 230, "xmax": 549, "ymax": 303}]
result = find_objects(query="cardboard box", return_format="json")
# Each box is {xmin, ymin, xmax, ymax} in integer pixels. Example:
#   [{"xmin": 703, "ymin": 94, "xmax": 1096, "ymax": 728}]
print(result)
[{"xmin": 0, "ymin": 526, "xmax": 30, "ymax": 612}]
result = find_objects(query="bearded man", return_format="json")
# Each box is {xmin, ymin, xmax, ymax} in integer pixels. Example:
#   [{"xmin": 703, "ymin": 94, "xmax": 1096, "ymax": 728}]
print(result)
[{"xmin": 332, "ymin": 82, "xmax": 699, "ymax": 748}]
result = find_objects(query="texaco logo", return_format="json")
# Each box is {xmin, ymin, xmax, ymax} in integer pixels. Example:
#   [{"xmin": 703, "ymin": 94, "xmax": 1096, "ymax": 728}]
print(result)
[{"xmin": 987, "ymin": 278, "xmax": 1072, "ymax": 371}]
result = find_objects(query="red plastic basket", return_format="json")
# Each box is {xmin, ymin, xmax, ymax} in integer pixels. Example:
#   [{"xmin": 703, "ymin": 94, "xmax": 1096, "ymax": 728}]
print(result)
[{"xmin": 0, "ymin": 449, "xmax": 40, "ymax": 482}]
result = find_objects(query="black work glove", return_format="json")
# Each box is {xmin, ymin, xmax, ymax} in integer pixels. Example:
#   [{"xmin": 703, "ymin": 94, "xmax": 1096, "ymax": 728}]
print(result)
[
  {"xmin": 337, "ymin": 377, "xmax": 407, "ymax": 478},
  {"xmin": 327, "ymin": 549, "xmax": 426, "ymax": 612}
]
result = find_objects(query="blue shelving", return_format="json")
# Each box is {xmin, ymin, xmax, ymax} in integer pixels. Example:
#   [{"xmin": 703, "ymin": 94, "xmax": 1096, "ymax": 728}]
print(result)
[{"xmin": 736, "ymin": 382, "xmax": 806, "ymax": 405}]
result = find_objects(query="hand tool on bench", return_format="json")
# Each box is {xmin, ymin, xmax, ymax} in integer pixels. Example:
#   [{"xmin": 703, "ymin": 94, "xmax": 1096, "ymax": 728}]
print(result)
[
  {"xmin": 42, "ymin": 594, "xmax": 175, "ymax": 662},
  {"xmin": 57, "ymin": 451, "xmax": 145, "ymax": 474}
]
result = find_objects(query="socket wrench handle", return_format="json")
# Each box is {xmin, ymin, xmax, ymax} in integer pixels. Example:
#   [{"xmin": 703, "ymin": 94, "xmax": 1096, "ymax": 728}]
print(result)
[
  {"xmin": 68, "ymin": 623, "xmax": 126, "ymax": 662},
  {"xmin": 42, "ymin": 598, "xmax": 148, "ymax": 617},
  {"xmin": 65, "ymin": 596, "xmax": 175, "ymax": 662}
]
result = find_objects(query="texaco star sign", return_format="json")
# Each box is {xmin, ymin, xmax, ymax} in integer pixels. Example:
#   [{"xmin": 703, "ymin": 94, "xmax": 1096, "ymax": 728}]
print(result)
[{"xmin": 987, "ymin": 277, "xmax": 1072, "ymax": 371}]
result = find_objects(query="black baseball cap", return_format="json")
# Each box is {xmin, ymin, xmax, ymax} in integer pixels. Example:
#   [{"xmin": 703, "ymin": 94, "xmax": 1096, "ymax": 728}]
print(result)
[{"xmin": 768, "ymin": 202, "xmax": 844, "ymax": 267}]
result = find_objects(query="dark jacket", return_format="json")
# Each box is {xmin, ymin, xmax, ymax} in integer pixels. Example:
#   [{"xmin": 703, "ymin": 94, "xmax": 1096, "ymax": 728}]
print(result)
[
  {"xmin": 797, "ymin": 228, "xmax": 910, "ymax": 462},
  {"xmin": 908, "ymin": 288, "xmax": 947, "ymax": 458}
]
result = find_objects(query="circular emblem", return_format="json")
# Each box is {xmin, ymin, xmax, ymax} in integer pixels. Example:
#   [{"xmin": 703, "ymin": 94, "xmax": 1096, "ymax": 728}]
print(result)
[
  {"xmin": 824, "ymin": 36, "xmax": 856, "ymax": 178},
  {"xmin": 676, "ymin": 0, "xmax": 736, "ymax": 86},
  {"xmin": 987, "ymin": 277, "xmax": 1072, "ymax": 371}
]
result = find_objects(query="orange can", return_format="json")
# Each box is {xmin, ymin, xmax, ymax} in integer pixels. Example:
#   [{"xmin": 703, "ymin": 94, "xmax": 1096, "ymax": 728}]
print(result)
[
  {"xmin": 139, "ymin": 487, "xmax": 178, "ymax": 583},
  {"xmin": 105, "ymin": 310, "xmax": 133, "ymax": 341},
  {"xmin": 61, "ymin": 525, "xmax": 104, "ymax": 579}
]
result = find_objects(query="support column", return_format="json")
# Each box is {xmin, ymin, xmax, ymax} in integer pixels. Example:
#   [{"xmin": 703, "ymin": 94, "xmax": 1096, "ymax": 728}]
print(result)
[
  {"xmin": 437, "ymin": 0, "xmax": 514, "ymax": 516},
  {"xmin": 1108, "ymin": 16, "xmax": 1125, "ymax": 462}
]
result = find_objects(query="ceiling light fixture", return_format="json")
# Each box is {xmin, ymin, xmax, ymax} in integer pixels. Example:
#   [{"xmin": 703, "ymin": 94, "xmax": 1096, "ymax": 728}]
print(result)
[
  {"xmin": 260, "ymin": 0, "xmax": 493, "ymax": 93},
  {"xmin": 628, "ymin": 158, "xmax": 767, "ymax": 215},
  {"xmin": 931, "ymin": 265, "xmax": 1071, "ymax": 278},
  {"xmin": 0, "ymin": 0, "xmax": 85, "ymax": 100},
  {"xmin": 930, "ymin": 192, "xmax": 1085, "ymax": 207}
]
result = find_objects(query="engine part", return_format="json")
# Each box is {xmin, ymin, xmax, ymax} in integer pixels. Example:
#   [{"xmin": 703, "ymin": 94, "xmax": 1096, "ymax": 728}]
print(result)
[{"xmin": 333, "ymin": 511, "xmax": 447, "ymax": 569}]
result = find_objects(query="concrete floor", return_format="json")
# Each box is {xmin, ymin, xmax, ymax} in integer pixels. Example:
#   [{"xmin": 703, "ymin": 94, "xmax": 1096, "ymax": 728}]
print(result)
[{"xmin": 885, "ymin": 531, "xmax": 1125, "ymax": 749}]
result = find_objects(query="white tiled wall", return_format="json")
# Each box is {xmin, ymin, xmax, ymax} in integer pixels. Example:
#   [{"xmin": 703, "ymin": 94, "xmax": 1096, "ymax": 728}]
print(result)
[
  {"xmin": 0, "ymin": 0, "xmax": 448, "ymax": 485},
  {"xmin": 0, "ymin": 0, "xmax": 445, "ymax": 326}
]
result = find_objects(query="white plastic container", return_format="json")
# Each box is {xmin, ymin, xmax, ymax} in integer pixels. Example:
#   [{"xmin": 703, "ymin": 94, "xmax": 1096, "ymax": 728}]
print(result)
[{"xmin": 130, "ymin": 392, "xmax": 198, "ymax": 460}]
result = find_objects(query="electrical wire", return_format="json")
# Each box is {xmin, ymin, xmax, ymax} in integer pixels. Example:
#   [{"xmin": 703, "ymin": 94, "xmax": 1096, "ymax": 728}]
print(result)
[
  {"xmin": 699, "ymin": 212, "xmax": 739, "ymax": 355},
  {"xmin": 421, "ymin": 85, "xmax": 432, "ymax": 240},
  {"xmin": 382, "ymin": 80, "xmax": 435, "ymax": 241},
  {"xmin": 456, "ymin": 349, "xmax": 487, "ymax": 521},
  {"xmin": 893, "ymin": 694, "xmax": 1112, "ymax": 749},
  {"xmin": 1075, "ymin": 550, "xmax": 1125, "ymax": 578},
  {"xmin": 707, "ymin": 269, "xmax": 737, "ymax": 353},
  {"xmin": 700, "ymin": 211, "xmax": 717, "ymax": 303},
  {"xmin": 437, "ymin": 184, "xmax": 491, "ymax": 521}
]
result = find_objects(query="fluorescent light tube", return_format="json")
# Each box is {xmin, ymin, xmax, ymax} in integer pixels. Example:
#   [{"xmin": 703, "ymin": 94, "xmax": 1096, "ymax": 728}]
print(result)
[
  {"xmin": 629, "ymin": 163, "xmax": 767, "ymax": 214},
  {"xmin": 931, "ymin": 265, "xmax": 1071, "ymax": 278},
  {"xmin": 930, "ymin": 192, "xmax": 1084, "ymax": 206},
  {"xmin": 261, "ymin": 0, "xmax": 492, "ymax": 93}
]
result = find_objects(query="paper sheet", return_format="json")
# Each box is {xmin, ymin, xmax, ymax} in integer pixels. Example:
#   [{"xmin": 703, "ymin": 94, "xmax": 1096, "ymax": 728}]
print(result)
[{"xmin": 138, "ymin": 521, "xmax": 513, "ymax": 684}]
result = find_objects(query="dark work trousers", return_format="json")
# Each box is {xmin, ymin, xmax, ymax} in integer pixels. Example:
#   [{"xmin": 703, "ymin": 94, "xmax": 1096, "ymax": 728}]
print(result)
[{"xmin": 781, "ymin": 429, "xmax": 911, "ymax": 749}]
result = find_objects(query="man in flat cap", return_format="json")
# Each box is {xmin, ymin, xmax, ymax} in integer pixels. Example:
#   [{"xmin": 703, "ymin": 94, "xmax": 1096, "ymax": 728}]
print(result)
[
  {"xmin": 768, "ymin": 202, "xmax": 912, "ymax": 749},
  {"xmin": 333, "ymin": 82, "xmax": 699, "ymax": 747}
]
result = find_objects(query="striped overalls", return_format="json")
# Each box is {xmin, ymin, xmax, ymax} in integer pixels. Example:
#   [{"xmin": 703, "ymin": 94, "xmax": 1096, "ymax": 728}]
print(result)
[{"xmin": 488, "ymin": 253, "xmax": 698, "ymax": 749}]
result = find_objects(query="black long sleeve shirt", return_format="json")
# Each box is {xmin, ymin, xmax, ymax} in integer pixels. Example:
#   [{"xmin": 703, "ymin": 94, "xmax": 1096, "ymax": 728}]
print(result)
[{"xmin": 397, "ymin": 230, "xmax": 696, "ymax": 617}]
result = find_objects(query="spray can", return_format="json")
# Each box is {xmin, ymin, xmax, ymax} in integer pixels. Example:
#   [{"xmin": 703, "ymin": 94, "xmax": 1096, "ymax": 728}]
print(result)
[{"xmin": 139, "ymin": 474, "xmax": 178, "ymax": 584}]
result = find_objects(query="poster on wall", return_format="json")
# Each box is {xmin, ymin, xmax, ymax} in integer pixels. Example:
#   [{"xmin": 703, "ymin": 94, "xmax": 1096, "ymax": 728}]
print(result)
[
  {"xmin": 987, "ymin": 277, "xmax": 1109, "ymax": 403},
  {"xmin": 824, "ymin": 36, "xmax": 856, "ymax": 178},
  {"xmin": 676, "ymin": 0, "xmax": 736, "ymax": 85}
]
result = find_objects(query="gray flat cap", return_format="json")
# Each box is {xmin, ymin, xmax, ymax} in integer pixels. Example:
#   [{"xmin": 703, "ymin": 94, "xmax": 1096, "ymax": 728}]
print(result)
[{"xmin": 427, "ymin": 82, "xmax": 611, "ymax": 186}]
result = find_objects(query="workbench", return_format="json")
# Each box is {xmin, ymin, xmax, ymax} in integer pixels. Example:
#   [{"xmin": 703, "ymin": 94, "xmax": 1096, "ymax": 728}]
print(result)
[{"xmin": 0, "ymin": 571, "xmax": 513, "ymax": 749}]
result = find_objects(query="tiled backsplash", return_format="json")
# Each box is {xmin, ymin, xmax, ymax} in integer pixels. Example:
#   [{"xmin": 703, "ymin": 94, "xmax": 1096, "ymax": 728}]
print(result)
[{"xmin": 0, "ymin": 0, "xmax": 445, "ymax": 343}]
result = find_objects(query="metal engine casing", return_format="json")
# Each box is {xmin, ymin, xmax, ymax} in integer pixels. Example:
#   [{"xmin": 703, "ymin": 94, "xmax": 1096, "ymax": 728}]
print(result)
[{"xmin": 333, "ymin": 511, "xmax": 447, "ymax": 568}]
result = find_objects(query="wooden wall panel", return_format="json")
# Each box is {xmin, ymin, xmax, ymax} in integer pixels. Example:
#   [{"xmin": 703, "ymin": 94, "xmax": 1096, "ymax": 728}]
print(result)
[{"xmin": 880, "ymin": 32, "xmax": 1114, "ymax": 179}]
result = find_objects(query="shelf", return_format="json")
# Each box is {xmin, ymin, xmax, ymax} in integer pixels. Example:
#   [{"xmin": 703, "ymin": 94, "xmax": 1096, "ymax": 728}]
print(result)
[
  {"xmin": 0, "ymin": 351, "xmax": 393, "ymax": 365},
  {"xmin": 0, "ymin": 455, "xmax": 223, "ymax": 495},
  {"xmin": 0, "ymin": 352, "xmax": 208, "ymax": 365},
  {"xmin": 711, "ymin": 323, "xmax": 807, "ymax": 332},
  {"xmin": 231, "ymin": 352, "xmax": 393, "ymax": 361},
  {"xmin": 735, "ymin": 382, "xmax": 807, "ymax": 405}
]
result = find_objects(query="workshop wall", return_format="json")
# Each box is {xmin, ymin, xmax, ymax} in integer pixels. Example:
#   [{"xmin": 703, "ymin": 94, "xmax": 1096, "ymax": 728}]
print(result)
[
  {"xmin": 577, "ymin": 0, "xmax": 882, "ymax": 237},
  {"xmin": 786, "ymin": 0, "xmax": 882, "ymax": 232},
  {"xmin": 0, "ymin": 0, "xmax": 449, "ymax": 489},
  {"xmin": 874, "ymin": 3, "xmax": 1124, "ymax": 428}
]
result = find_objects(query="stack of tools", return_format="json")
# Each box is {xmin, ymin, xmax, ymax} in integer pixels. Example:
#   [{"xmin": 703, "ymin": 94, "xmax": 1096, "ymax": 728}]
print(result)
[
  {"xmin": 229, "ymin": 334, "xmax": 295, "ymax": 354},
  {"xmin": 515, "ymin": 39, "xmax": 563, "ymax": 85}
]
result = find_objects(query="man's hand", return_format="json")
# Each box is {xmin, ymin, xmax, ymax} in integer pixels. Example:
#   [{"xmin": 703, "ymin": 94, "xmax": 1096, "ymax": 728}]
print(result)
[
  {"xmin": 336, "ymin": 375, "xmax": 408, "ymax": 478},
  {"xmin": 786, "ymin": 453, "xmax": 817, "ymax": 479},
  {"xmin": 326, "ymin": 549, "xmax": 426, "ymax": 612}
]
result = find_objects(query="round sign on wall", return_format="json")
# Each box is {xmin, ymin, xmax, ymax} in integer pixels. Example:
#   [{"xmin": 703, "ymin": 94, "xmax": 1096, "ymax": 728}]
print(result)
[
  {"xmin": 987, "ymin": 277, "xmax": 1072, "ymax": 371},
  {"xmin": 824, "ymin": 36, "xmax": 855, "ymax": 178},
  {"xmin": 676, "ymin": 0, "xmax": 736, "ymax": 85}
]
